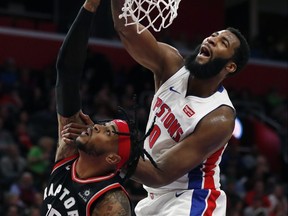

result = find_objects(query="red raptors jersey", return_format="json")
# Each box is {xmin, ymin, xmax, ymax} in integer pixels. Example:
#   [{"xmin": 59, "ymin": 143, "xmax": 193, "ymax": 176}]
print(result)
[{"xmin": 41, "ymin": 155, "xmax": 129, "ymax": 216}]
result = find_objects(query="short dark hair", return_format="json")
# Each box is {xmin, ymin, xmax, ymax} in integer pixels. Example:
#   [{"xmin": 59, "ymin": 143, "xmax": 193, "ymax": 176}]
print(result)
[{"xmin": 226, "ymin": 27, "xmax": 250, "ymax": 74}]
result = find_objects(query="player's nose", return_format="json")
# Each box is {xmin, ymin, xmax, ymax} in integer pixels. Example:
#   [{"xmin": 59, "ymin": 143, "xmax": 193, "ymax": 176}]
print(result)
[
  {"xmin": 93, "ymin": 124, "xmax": 102, "ymax": 133},
  {"xmin": 206, "ymin": 36, "xmax": 217, "ymax": 46}
]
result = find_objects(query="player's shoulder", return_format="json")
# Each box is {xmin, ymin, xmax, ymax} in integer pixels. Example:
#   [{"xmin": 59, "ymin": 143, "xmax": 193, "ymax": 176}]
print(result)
[
  {"xmin": 216, "ymin": 104, "xmax": 235, "ymax": 118},
  {"xmin": 91, "ymin": 188, "xmax": 131, "ymax": 216},
  {"xmin": 203, "ymin": 105, "xmax": 235, "ymax": 131},
  {"xmin": 208, "ymin": 105, "xmax": 235, "ymax": 121}
]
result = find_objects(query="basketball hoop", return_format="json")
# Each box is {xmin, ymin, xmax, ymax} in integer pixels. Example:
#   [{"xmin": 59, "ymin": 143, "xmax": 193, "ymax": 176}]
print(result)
[{"xmin": 119, "ymin": 0, "xmax": 181, "ymax": 34}]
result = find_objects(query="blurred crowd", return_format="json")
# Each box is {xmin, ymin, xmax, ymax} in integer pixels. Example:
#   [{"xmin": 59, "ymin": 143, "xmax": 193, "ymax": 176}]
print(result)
[{"xmin": 0, "ymin": 51, "xmax": 287, "ymax": 216}]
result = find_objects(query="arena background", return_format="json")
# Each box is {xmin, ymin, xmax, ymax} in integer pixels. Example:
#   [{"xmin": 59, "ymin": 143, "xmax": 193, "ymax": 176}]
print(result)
[{"xmin": 0, "ymin": 0, "xmax": 287, "ymax": 215}]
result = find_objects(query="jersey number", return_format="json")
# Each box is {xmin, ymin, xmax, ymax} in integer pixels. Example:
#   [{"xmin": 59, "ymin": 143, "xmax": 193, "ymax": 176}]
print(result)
[
  {"xmin": 149, "ymin": 124, "xmax": 161, "ymax": 148},
  {"xmin": 46, "ymin": 204, "xmax": 61, "ymax": 216},
  {"xmin": 45, "ymin": 204, "xmax": 79, "ymax": 216}
]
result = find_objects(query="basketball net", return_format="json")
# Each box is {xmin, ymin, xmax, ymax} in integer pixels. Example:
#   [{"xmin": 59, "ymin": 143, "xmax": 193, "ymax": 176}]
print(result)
[{"xmin": 119, "ymin": 0, "xmax": 181, "ymax": 34}]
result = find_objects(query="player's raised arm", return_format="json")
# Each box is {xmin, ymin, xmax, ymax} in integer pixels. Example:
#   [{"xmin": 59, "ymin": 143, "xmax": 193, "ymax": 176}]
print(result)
[
  {"xmin": 111, "ymin": 0, "xmax": 184, "ymax": 89},
  {"xmin": 54, "ymin": 1, "xmax": 99, "ymax": 162}
]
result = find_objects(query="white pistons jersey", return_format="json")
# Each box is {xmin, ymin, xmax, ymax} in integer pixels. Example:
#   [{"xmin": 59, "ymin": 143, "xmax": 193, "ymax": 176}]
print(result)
[{"xmin": 144, "ymin": 66, "xmax": 234, "ymax": 194}]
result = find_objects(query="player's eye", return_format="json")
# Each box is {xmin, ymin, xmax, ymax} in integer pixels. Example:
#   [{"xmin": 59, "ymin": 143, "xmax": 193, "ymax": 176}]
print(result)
[
  {"xmin": 211, "ymin": 32, "xmax": 217, "ymax": 37},
  {"xmin": 222, "ymin": 41, "xmax": 228, "ymax": 47}
]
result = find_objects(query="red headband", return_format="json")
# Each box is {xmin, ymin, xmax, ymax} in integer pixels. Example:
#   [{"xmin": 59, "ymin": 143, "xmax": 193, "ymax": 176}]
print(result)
[{"xmin": 112, "ymin": 119, "xmax": 131, "ymax": 169}]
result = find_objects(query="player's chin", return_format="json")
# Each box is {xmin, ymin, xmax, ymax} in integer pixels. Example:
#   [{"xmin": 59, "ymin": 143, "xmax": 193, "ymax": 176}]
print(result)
[
  {"xmin": 76, "ymin": 139, "xmax": 87, "ymax": 151},
  {"xmin": 76, "ymin": 136, "xmax": 87, "ymax": 146},
  {"xmin": 196, "ymin": 55, "xmax": 210, "ymax": 64}
]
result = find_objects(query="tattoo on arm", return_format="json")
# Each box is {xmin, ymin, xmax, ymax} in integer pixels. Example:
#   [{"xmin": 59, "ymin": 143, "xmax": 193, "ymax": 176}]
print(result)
[{"xmin": 91, "ymin": 189, "xmax": 131, "ymax": 216}]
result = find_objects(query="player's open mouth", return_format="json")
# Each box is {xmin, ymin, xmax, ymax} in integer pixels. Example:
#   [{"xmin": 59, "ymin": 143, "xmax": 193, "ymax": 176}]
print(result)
[
  {"xmin": 199, "ymin": 45, "xmax": 211, "ymax": 57},
  {"xmin": 81, "ymin": 127, "xmax": 91, "ymax": 136}
]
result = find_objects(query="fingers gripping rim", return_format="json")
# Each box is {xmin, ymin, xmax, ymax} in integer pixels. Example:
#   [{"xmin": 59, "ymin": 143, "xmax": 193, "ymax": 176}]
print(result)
[{"xmin": 119, "ymin": 0, "xmax": 181, "ymax": 34}]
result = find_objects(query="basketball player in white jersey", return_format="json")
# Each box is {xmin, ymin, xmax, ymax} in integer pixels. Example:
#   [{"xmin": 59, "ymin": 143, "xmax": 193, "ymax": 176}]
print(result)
[{"xmin": 110, "ymin": 0, "xmax": 250, "ymax": 215}]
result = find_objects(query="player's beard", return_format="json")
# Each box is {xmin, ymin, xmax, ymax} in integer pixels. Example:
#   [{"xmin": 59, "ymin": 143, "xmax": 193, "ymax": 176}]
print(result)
[
  {"xmin": 76, "ymin": 139, "xmax": 102, "ymax": 157},
  {"xmin": 185, "ymin": 45, "xmax": 230, "ymax": 80}
]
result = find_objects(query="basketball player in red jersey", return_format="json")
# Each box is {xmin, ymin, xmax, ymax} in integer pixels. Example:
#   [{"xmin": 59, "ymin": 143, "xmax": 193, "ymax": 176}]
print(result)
[{"xmin": 41, "ymin": 1, "xmax": 156, "ymax": 215}]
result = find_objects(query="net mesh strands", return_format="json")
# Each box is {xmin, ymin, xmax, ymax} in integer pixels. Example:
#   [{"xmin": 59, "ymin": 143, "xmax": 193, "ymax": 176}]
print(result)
[{"xmin": 119, "ymin": 0, "xmax": 181, "ymax": 34}]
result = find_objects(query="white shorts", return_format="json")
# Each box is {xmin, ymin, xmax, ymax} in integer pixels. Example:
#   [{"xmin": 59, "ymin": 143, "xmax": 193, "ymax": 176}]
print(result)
[{"xmin": 134, "ymin": 189, "xmax": 227, "ymax": 216}]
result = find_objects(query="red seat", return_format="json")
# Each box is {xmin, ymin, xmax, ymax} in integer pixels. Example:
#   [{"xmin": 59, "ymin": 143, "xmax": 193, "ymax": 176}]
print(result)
[
  {"xmin": 37, "ymin": 21, "xmax": 57, "ymax": 32},
  {"xmin": 14, "ymin": 19, "xmax": 35, "ymax": 30},
  {"xmin": 0, "ymin": 16, "xmax": 14, "ymax": 27}
]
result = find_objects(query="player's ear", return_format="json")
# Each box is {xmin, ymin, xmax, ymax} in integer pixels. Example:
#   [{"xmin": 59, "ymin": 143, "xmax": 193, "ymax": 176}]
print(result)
[
  {"xmin": 225, "ymin": 61, "xmax": 237, "ymax": 75},
  {"xmin": 106, "ymin": 154, "xmax": 121, "ymax": 165}
]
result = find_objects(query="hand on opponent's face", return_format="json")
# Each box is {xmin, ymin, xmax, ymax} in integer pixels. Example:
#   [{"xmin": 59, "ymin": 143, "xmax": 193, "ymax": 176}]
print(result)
[
  {"xmin": 79, "ymin": 111, "xmax": 94, "ymax": 125},
  {"xmin": 61, "ymin": 111, "xmax": 94, "ymax": 144}
]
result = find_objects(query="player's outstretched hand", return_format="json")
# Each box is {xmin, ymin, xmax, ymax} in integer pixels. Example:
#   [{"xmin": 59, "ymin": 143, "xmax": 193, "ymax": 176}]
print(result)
[
  {"xmin": 61, "ymin": 111, "xmax": 94, "ymax": 144},
  {"xmin": 84, "ymin": 0, "xmax": 101, "ymax": 13}
]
